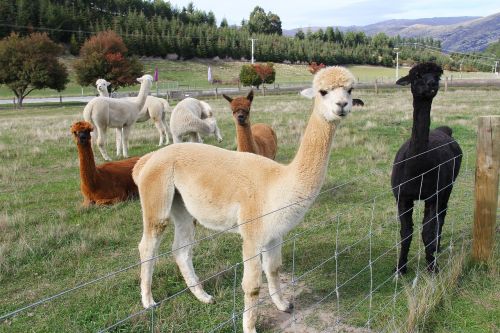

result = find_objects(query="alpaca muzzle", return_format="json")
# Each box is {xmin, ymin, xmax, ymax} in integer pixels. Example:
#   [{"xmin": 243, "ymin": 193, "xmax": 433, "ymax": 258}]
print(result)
[{"xmin": 78, "ymin": 132, "xmax": 91, "ymax": 144}]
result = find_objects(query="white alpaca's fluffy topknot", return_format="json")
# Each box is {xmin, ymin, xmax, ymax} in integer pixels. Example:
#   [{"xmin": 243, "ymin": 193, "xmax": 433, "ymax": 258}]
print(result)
[{"xmin": 313, "ymin": 66, "xmax": 356, "ymax": 92}]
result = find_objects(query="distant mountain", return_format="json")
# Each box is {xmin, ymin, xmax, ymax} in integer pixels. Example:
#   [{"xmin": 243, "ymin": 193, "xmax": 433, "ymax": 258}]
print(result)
[{"xmin": 284, "ymin": 13, "xmax": 500, "ymax": 52}]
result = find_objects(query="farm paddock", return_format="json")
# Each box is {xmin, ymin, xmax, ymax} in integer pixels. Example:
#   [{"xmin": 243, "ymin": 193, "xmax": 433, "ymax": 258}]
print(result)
[{"xmin": 0, "ymin": 88, "xmax": 498, "ymax": 332}]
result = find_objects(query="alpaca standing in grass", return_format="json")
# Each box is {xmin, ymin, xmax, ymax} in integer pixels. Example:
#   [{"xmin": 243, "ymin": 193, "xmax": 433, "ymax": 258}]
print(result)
[
  {"xmin": 391, "ymin": 62, "xmax": 462, "ymax": 274},
  {"xmin": 223, "ymin": 90, "xmax": 278, "ymax": 159},
  {"xmin": 95, "ymin": 78, "xmax": 170, "ymax": 146},
  {"xmin": 83, "ymin": 74, "xmax": 153, "ymax": 161},
  {"xmin": 169, "ymin": 97, "xmax": 223, "ymax": 143},
  {"xmin": 70, "ymin": 121, "xmax": 139, "ymax": 206},
  {"xmin": 133, "ymin": 66, "xmax": 355, "ymax": 333}
]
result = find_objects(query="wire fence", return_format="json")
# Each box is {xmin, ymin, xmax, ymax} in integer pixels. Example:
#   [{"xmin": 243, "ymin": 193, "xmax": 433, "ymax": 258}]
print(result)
[{"xmin": 1, "ymin": 141, "xmax": 475, "ymax": 332}]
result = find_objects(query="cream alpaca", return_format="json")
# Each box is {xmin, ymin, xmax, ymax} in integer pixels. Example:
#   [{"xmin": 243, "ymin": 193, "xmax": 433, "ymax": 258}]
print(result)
[
  {"xmin": 169, "ymin": 97, "xmax": 223, "ymax": 143},
  {"xmin": 133, "ymin": 66, "xmax": 355, "ymax": 333},
  {"xmin": 95, "ymin": 79, "xmax": 170, "ymax": 146},
  {"xmin": 84, "ymin": 75, "xmax": 153, "ymax": 161}
]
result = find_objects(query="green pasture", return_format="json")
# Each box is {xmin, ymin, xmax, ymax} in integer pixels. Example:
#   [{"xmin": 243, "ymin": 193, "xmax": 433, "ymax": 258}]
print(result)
[
  {"xmin": 0, "ymin": 58, "xmax": 497, "ymax": 100},
  {"xmin": 0, "ymin": 87, "xmax": 498, "ymax": 332}
]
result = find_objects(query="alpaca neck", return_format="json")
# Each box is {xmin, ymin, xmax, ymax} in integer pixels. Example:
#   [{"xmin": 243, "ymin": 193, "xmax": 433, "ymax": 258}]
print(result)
[
  {"xmin": 134, "ymin": 81, "xmax": 150, "ymax": 110},
  {"xmin": 77, "ymin": 143, "xmax": 98, "ymax": 190},
  {"xmin": 409, "ymin": 97, "xmax": 432, "ymax": 155},
  {"xmin": 98, "ymin": 90, "xmax": 109, "ymax": 97},
  {"xmin": 289, "ymin": 100, "xmax": 337, "ymax": 192},
  {"xmin": 236, "ymin": 121, "xmax": 258, "ymax": 153}
]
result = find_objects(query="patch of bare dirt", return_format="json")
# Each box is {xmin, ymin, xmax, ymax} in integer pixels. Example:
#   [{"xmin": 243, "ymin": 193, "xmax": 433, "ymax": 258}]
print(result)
[{"xmin": 258, "ymin": 274, "xmax": 372, "ymax": 333}]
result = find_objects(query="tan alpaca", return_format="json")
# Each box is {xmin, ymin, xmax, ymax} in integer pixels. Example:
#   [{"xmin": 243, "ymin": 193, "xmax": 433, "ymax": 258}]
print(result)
[
  {"xmin": 223, "ymin": 90, "xmax": 278, "ymax": 159},
  {"xmin": 133, "ymin": 67, "xmax": 356, "ymax": 333}
]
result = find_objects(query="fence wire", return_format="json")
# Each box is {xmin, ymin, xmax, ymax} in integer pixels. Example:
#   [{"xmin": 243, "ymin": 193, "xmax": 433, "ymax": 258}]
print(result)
[{"xmin": 0, "ymin": 143, "xmax": 476, "ymax": 333}]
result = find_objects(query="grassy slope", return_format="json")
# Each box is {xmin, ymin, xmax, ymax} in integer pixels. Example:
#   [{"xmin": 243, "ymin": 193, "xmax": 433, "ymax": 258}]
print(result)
[
  {"xmin": 0, "ymin": 57, "xmax": 496, "ymax": 99},
  {"xmin": 0, "ymin": 88, "xmax": 498, "ymax": 332}
]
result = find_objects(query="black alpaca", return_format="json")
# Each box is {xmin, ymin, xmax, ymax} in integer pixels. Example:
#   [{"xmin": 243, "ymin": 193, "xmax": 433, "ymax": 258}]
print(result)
[{"xmin": 391, "ymin": 62, "xmax": 462, "ymax": 274}]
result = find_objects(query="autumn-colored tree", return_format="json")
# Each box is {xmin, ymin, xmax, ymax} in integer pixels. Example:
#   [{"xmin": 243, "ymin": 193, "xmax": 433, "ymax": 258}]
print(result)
[
  {"xmin": 239, "ymin": 63, "xmax": 275, "ymax": 89},
  {"xmin": 73, "ymin": 30, "xmax": 143, "ymax": 92},
  {"xmin": 307, "ymin": 62, "xmax": 326, "ymax": 74},
  {"xmin": 0, "ymin": 32, "xmax": 69, "ymax": 107}
]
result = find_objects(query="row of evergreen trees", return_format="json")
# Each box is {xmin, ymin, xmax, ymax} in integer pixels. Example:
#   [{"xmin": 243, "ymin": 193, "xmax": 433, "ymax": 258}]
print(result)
[{"xmin": 0, "ymin": 0, "xmax": 490, "ymax": 71}]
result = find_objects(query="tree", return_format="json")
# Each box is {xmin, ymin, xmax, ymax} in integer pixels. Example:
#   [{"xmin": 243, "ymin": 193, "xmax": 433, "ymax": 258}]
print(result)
[
  {"xmin": 73, "ymin": 30, "xmax": 143, "ymax": 92},
  {"xmin": 0, "ymin": 32, "xmax": 69, "ymax": 108},
  {"xmin": 239, "ymin": 63, "xmax": 275, "ymax": 89},
  {"xmin": 248, "ymin": 6, "xmax": 282, "ymax": 35},
  {"xmin": 295, "ymin": 29, "xmax": 305, "ymax": 40}
]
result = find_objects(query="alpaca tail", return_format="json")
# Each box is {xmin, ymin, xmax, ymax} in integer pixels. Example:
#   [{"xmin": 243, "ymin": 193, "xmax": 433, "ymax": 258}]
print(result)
[
  {"xmin": 435, "ymin": 126, "xmax": 453, "ymax": 137},
  {"xmin": 132, "ymin": 151, "xmax": 156, "ymax": 184}
]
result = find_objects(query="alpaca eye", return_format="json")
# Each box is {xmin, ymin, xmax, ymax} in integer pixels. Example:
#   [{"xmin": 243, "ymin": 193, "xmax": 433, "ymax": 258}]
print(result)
[
  {"xmin": 347, "ymin": 88, "xmax": 353, "ymax": 94},
  {"xmin": 319, "ymin": 90, "xmax": 328, "ymax": 96}
]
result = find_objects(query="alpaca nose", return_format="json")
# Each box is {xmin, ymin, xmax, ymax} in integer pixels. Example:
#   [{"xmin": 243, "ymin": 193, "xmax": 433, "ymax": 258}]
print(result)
[
  {"xmin": 237, "ymin": 114, "xmax": 245, "ymax": 123},
  {"xmin": 336, "ymin": 101, "xmax": 347, "ymax": 109}
]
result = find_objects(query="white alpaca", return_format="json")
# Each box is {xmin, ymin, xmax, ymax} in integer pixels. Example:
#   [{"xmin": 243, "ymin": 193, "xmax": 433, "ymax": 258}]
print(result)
[
  {"xmin": 169, "ymin": 97, "xmax": 223, "ymax": 143},
  {"xmin": 132, "ymin": 66, "xmax": 355, "ymax": 333},
  {"xmin": 83, "ymin": 74, "xmax": 153, "ymax": 161},
  {"xmin": 95, "ymin": 79, "xmax": 170, "ymax": 146}
]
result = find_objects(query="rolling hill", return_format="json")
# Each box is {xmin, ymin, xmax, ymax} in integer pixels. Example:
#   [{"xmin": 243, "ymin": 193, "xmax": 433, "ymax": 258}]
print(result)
[{"xmin": 284, "ymin": 13, "xmax": 500, "ymax": 52}]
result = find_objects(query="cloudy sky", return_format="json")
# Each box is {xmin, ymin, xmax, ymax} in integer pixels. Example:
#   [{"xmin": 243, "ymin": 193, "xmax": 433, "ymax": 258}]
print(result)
[{"xmin": 171, "ymin": 0, "xmax": 500, "ymax": 29}]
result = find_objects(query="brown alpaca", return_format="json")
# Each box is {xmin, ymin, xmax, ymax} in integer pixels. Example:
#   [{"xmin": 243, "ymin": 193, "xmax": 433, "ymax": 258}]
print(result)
[
  {"xmin": 70, "ymin": 121, "xmax": 139, "ymax": 207},
  {"xmin": 223, "ymin": 90, "xmax": 278, "ymax": 159}
]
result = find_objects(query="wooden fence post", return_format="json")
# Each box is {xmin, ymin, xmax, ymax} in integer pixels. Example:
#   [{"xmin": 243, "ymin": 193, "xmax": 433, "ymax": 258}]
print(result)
[
  {"xmin": 444, "ymin": 76, "xmax": 448, "ymax": 92},
  {"xmin": 374, "ymin": 79, "xmax": 378, "ymax": 94},
  {"xmin": 472, "ymin": 116, "xmax": 500, "ymax": 263}
]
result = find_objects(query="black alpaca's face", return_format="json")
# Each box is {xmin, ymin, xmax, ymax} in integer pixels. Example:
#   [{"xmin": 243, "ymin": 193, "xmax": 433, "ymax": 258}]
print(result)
[{"xmin": 410, "ymin": 72, "xmax": 441, "ymax": 99}]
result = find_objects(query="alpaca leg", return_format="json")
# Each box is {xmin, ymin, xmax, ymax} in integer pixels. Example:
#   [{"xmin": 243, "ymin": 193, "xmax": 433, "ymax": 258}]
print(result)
[
  {"xmin": 115, "ymin": 128, "xmax": 123, "ymax": 157},
  {"xmin": 436, "ymin": 189, "xmax": 451, "ymax": 252},
  {"xmin": 196, "ymin": 133, "xmax": 203, "ymax": 143},
  {"xmin": 241, "ymin": 239, "xmax": 262, "ymax": 333},
  {"xmin": 162, "ymin": 118, "xmax": 170, "ymax": 145},
  {"xmin": 172, "ymin": 133, "xmax": 182, "ymax": 144},
  {"xmin": 396, "ymin": 199, "xmax": 414, "ymax": 274},
  {"xmin": 171, "ymin": 197, "xmax": 214, "ymax": 304},
  {"xmin": 137, "ymin": 166, "xmax": 175, "ymax": 309},
  {"xmin": 422, "ymin": 199, "xmax": 439, "ymax": 273},
  {"xmin": 138, "ymin": 224, "xmax": 165, "ymax": 308},
  {"xmin": 262, "ymin": 238, "xmax": 293, "ymax": 312},
  {"xmin": 121, "ymin": 125, "xmax": 131, "ymax": 158},
  {"xmin": 152, "ymin": 118, "xmax": 165, "ymax": 146},
  {"xmin": 214, "ymin": 123, "xmax": 223, "ymax": 142},
  {"xmin": 95, "ymin": 126, "xmax": 111, "ymax": 161}
]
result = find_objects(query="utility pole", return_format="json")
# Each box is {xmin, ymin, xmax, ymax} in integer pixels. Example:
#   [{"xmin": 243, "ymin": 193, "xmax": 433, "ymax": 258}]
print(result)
[
  {"xmin": 249, "ymin": 38, "xmax": 257, "ymax": 64},
  {"xmin": 394, "ymin": 48, "xmax": 399, "ymax": 80}
]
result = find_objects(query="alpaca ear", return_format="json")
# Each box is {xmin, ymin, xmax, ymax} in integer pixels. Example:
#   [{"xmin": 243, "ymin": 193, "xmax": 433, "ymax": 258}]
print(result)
[
  {"xmin": 105, "ymin": 81, "xmax": 111, "ymax": 87},
  {"xmin": 396, "ymin": 75, "xmax": 411, "ymax": 86},
  {"xmin": 222, "ymin": 94, "xmax": 232, "ymax": 103},
  {"xmin": 247, "ymin": 90, "xmax": 254, "ymax": 102},
  {"xmin": 300, "ymin": 88, "xmax": 315, "ymax": 99}
]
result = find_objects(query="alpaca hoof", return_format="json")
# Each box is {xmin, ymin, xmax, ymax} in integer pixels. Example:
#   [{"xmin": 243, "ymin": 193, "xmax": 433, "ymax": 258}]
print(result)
[
  {"xmin": 284, "ymin": 302, "xmax": 294, "ymax": 313},
  {"xmin": 427, "ymin": 263, "xmax": 439, "ymax": 274},
  {"xmin": 201, "ymin": 294, "xmax": 215, "ymax": 304},
  {"xmin": 394, "ymin": 265, "xmax": 408, "ymax": 275},
  {"xmin": 141, "ymin": 296, "xmax": 157, "ymax": 309}
]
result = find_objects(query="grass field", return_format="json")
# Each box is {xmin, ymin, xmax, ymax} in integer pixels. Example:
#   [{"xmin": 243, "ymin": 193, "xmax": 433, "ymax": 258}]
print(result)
[
  {"xmin": 0, "ymin": 57, "xmax": 498, "ymax": 100},
  {"xmin": 0, "ymin": 87, "xmax": 498, "ymax": 332}
]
